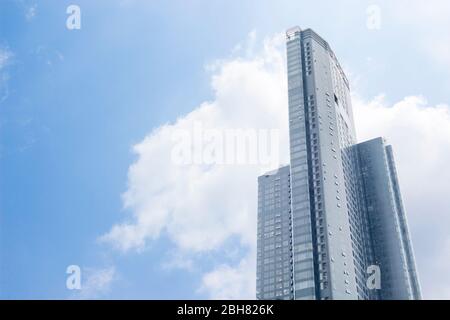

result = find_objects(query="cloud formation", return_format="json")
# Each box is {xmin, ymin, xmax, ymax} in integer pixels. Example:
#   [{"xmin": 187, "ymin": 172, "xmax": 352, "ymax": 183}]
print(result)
[
  {"xmin": 13, "ymin": 0, "xmax": 38, "ymax": 21},
  {"xmin": 25, "ymin": 4, "xmax": 37, "ymax": 21},
  {"xmin": 388, "ymin": 0, "xmax": 450, "ymax": 69},
  {"xmin": 100, "ymin": 33, "xmax": 288, "ymax": 298},
  {"xmin": 198, "ymin": 256, "xmax": 256, "ymax": 299},
  {"xmin": 101, "ymin": 33, "xmax": 288, "ymax": 256},
  {"xmin": 0, "ymin": 47, "xmax": 12, "ymax": 103},
  {"xmin": 0, "ymin": 48, "xmax": 12, "ymax": 69}
]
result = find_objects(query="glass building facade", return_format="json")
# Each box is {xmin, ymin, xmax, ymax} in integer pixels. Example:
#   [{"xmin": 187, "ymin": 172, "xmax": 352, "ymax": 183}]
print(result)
[
  {"xmin": 256, "ymin": 166, "xmax": 293, "ymax": 300},
  {"xmin": 357, "ymin": 138, "xmax": 422, "ymax": 300},
  {"xmin": 256, "ymin": 27, "xmax": 421, "ymax": 300}
]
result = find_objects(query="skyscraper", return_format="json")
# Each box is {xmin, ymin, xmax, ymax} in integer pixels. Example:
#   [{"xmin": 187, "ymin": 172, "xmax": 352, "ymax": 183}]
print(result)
[
  {"xmin": 256, "ymin": 27, "xmax": 421, "ymax": 300},
  {"xmin": 357, "ymin": 137, "xmax": 421, "ymax": 300},
  {"xmin": 257, "ymin": 165, "xmax": 294, "ymax": 300}
]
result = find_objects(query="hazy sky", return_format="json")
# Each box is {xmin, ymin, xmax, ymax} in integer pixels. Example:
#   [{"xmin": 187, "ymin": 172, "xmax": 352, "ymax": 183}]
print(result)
[{"xmin": 1, "ymin": 0, "xmax": 449, "ymax": 299}]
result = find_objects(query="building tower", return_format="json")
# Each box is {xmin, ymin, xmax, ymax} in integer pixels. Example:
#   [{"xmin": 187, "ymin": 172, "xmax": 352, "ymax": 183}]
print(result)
[{"xmin": 256, "ymin": 27, "xmax": 421, "ymax": 300}]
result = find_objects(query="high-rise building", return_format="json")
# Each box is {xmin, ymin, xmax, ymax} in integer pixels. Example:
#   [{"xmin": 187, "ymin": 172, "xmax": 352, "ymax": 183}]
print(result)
[
  {"xmin": 256, "ymin": 27, "xmax": 421, "ymax": 300},
  {"xmin": 257, "ymin": 165, "xmax": 293, "ymax": 300},
  {"xmin": 357, "ymin": 137, "xmax": 421, "ymax": 300}
]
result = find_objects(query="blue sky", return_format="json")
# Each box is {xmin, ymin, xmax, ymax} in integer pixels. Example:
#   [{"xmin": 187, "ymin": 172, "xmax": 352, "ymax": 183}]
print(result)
[{"xmin": 1, "ymin": 0, "xmax": 450, "ymax": 299}]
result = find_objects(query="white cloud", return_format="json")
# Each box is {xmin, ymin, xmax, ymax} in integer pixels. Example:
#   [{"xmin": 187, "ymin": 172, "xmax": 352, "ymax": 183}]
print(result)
[
  {"xmin": 100, "ymin": 32, "xmax": 289, "ymax": 253},
  {"xmin": 0, "ymin": 47, "xmax": 12, "ymax": 103},
  {"xmin": 72, "ymin": 266, "xmax": 116, "ymax": 300},
  {"xmin": 428, "ymin": 239, "xmax": 450, "ymax": 299},
  {"xmin": 102, "ymin": 30, "xmax": 450, "ymax": 299},
  {"xmin": 198, "ymin": 254, "xmax": 256, "ymax": 300},
  {"xmin": 161, "ymin": 251, "xmax": 195, "ymax": 272},
  {"xmin": 387, "ymin": 0, "xmax": 450, "ymax": 69},
  {"xmin": 0, "ymin": 48, "xmax": 12, "ymax": 70},
  {"xmin": 13, "ymin": 1, "xmax": 38, "ymax": 21},
  {"xmin": 100, "ymin": 32, "xmax": 288, "ymax": 299},
  {"xmin": 25, "ymin": 4, "xmax": 37, "ymax": 21}
]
